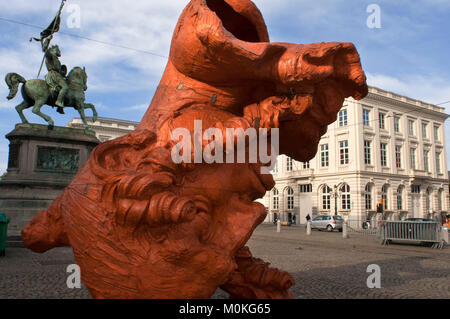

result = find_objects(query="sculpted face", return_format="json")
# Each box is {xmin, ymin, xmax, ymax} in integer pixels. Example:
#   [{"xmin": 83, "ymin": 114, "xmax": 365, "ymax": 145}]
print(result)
[
  {"xmin": 22, "ymin": 0, "xmax": 368, "ymax": 299},
  {"xmin": 138, "ymin": 163, "xmax": 270, "ymax": 298},
  {"xmin": 50, "ymin": 45, "xmax": 61, "ymax": 57}
]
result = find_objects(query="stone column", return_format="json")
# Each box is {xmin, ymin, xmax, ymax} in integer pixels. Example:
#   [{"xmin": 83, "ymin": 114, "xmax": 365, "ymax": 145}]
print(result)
[
  {"xmin": 343, "ymin": 222, "xmax": 349, "ymax": 239},
  {"xmin": 279, "ymin": 187, "xmax": 285, "ymax": 222}
]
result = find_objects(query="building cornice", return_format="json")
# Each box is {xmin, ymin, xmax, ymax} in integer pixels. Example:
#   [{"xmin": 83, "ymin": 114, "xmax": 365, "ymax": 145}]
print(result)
[
  {"xmin": 360, "ymin": 86, "xmax": 449, "ymax": 120},
  {"xmin": 85, "ymin": 116, "xmax": 139, "ymax": 126},
  {"xmin": 274, "ymin": 171, "xmax": 449, "ymax": 184},
  {"xmin": 68, "ymin": 123, "xmax": 134, "ymax": 135}
]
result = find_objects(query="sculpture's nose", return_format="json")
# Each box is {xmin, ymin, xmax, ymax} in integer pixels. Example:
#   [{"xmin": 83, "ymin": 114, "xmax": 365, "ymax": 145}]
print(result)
[{"xmin": 332, "ymin": 43, "xmax": 369, "ymax": 101}]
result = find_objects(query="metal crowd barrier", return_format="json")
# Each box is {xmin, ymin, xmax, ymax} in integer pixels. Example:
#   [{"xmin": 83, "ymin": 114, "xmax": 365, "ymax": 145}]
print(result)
[
  {"xmin": 344, "ymin": 219, "xmax": 378, "ymax": 236},
  {"xmin": 378, "ymin": 221, "xmax": 447, "ymax": 249}
]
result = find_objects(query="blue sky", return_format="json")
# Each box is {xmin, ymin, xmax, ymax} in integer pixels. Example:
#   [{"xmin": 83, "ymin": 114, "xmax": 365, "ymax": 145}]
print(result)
[{"xmin": 0, "ymin": 0, "xmax": 449, "ymax": 173}]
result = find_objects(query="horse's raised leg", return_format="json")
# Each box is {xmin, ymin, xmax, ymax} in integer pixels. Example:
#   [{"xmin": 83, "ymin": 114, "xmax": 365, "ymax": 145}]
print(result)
[
  {"xmin": 15, "ymin": 101, "xmax": 31, "ymax": 124},
  {"xmin": 84, "ymin": 103, "xmax": 98, "ymax": 123},
  {"xmin": 77, "ymin": 104, "xmax": 95, "ymax": 134},
  {"xmin": 32, "ymin": 100, "xmax": 54, "ymax": 129}
]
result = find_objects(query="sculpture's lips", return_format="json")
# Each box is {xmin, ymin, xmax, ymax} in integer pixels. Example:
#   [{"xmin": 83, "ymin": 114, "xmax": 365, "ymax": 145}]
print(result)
[{"xmin": 307, "ymin": 82, "xmax": 348, "ymax": 127}]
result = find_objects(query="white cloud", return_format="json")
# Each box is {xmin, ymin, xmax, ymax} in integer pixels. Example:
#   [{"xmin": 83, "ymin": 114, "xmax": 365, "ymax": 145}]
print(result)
[
  {"xmin": 0, "ymin": 0, "xmax": 186, "ymax": 95},
  {"xmin": 127, "ymin": 103, "xmax": 149, "ymax": 111}
]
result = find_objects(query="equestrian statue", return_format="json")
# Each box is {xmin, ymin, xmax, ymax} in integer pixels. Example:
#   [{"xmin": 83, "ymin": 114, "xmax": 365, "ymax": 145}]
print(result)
[{"xmin": 5, "ymin": 44, "xmax": 97, "ymax": 132}]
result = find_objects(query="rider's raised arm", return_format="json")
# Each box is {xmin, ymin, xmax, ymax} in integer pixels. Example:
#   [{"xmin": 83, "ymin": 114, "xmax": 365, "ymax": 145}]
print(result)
[{"xmin": 42, "ymin": 36, "xmax": 52, "ymax": 53}]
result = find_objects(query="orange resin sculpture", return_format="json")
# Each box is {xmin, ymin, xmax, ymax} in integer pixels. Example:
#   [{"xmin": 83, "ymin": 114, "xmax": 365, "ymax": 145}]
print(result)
[{"xmin": 22, "ymin": 0, "xmax": 368, "ymax": 299}]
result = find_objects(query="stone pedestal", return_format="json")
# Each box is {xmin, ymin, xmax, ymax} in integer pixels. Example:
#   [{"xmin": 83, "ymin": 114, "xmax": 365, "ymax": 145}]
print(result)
[{"xmin": 0, "ymin": 124, "xmax": 100, "ymax": 236}]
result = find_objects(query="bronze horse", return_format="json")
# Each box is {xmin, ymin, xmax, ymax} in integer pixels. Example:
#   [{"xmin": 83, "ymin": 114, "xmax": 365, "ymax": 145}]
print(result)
[{"xmin": 5, "ymin": 64, "xmax": 97, "ymax": 131}]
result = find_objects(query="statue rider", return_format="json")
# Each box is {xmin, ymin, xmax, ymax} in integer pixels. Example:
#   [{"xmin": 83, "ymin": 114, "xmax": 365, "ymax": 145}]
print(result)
[{"xmin": 43, "ymin": 41, "xmax": 68, "ymax": 114}]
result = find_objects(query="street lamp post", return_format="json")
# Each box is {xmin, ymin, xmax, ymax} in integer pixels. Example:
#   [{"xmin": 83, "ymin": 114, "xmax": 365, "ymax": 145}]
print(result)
[{"xmin": 333, "ymin": 185, "xmax": 340, "ymax": 216}]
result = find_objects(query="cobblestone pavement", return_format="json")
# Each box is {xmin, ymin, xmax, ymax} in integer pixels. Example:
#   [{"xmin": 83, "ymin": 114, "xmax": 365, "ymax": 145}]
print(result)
[{"xmin": 0, "ymin": 224, "xmax": 448, "ymax": 299}]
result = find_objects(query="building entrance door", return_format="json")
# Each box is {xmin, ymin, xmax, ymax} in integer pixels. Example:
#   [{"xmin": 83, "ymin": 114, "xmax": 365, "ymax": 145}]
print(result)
[
  {"xmin": 411, "ymin": 195, "xmax": 420, "ymax": 218},
  {"xmin": 299, "ymin": 194, "xmax": 312, "ymax": 225}
]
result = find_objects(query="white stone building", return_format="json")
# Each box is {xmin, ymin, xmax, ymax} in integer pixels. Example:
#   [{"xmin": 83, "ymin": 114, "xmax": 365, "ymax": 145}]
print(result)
[
  {"xmin": 260, "ymin": 86, "xmax": 449, "ymax": 226},
  {"xmin": 67, "ymin": 117, "xmax": 138, "ymax": 142}
]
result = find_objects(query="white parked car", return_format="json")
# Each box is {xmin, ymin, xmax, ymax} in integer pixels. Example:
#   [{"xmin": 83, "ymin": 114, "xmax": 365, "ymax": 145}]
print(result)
[{"xmin": 311, "ymin": 215, "xmax": 343, "ymax": 232}]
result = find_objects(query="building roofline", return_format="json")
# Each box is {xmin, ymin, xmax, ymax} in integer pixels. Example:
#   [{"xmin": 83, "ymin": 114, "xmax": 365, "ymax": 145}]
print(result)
[
  {"xmin": 68, "ymin": 116, "xmax": 139, "ymax": 126},
  {"xmin": 367, "ymin": 86, "xmax": 448, "ymax": 117}
]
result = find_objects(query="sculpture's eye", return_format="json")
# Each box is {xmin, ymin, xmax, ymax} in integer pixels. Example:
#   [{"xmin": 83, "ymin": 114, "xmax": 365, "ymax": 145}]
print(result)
[{"xmin": 205, "ymin": 0, "xmax": 261, "ymax": 42}]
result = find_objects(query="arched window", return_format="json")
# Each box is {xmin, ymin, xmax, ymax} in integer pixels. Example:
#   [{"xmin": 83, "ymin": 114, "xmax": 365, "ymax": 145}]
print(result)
[
  {"xmin": 272, "ymin": 188, "xmax": 279, "ymax": 210},
  {"xmin": 397, "ymin": 186, "xmax": 404, "ymax": 210},
  {"xmin": 287, "ymin": 187, "xmax": 294, "ymax": 210},
  {"xmin": 438, "ymin": 189, "xmax": 444, "ymax": 211},
  {"xmin": 382, "ymin": 185, "xmax": 389, "ymax": 210},
  {"xmin": 341, "ymin": 184, "xmax": 351, "ymax": 210},
  {"xmin": 322, "ymin": 186, "xmax": 331, "ymax": 210},
  {"xmin": 426, "ymin": 188, "xmax": 432, "ymax": 213},
  {"xmin": 286, "ymin": 157, "xmax": 293, "ymax": 172},
  {"xmin": 365, "ymin": 184, "xmax": 373, "ymax": 210}
]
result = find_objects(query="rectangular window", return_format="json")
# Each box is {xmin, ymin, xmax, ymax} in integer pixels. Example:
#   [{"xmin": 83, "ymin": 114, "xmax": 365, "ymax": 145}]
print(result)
[
  {"xmin": 395, "ymin": 146, "xmax": 402, "ymax": 169},
  {"xmin": 408, "ymin": 120, "xmax": 415, "ymax": 136},
  {"xmin": 323, "ymin": 197, "xmax": 330, "ymax": 210},
  {"xmin": 394, "ymin": 117, "xmax": 400, "ymax": 133},
  {"xmin": 379, "ymin": 112, "xmax": 385, "ymax": 130},
  {"xmin": 397, "ymin": 192, "xmax": 403, "ymax": 210},
  {"xmin": 342, "ymin": 195, "xmax": 351, "ymax": 210},
  {"xmin": 364, "ymin": 140, "xmax": 372, "ymax": 165},
  {"xmin": 287, "ymin": 196, "xmax": 294, "ymax": 210},
  {"xmin": 339, "ymin": 140, "xmax": 349, "ymax": 165},
  {"xmin": 380, "ymin": 143, "xmax": 387, "ymax": 167},
  {"xmin": 339, "ymin": 109, "xmax": 348, "ymax": 127},
  {"xmin": 365, "ymin": 192, "xmax": 372, "ymax": 210},
  {"xmin": 286, "ymin": 157, "xmax": 293, "ymax": 172},
  {"xmin": 302, "ymin": 162, "xmax": 310, "ymax": 169},
  {"xmin": 422, "ymin": 123, "xmax": 428, "ymax": 139},
  {"xmin": 322, "ymin": 189, "xmax": 331, "ymax": 210},
  {"xmin": 300, "ymin": 184, "xmax": 312, "ymax": 193},
  {"xmin": 410, "ymin": 148, "xmax": 416, "ymax": 170},
  {"xmin": 411, "ymin": 185, "xmax": 420, "ymax": 194},
  {"xmin": 436, "ymin": 152, "xmax": 442, "ymax": 174},
  {"xmin": 341, "ymin": 185, "xmax": 351, "ymax": 210},
  {"xmin": 321, "ymin": 144, "xmax": 329, "ymax": 167},
  {"xmin": 423, "ymin": 150, "xmax": 429, "ymax": 172},
  {"xmin": 434, "ymin": 126, "xmax": 440, "ymax": 141},
  {"xmin": 363, "ymin": 109, "xmax": 370, "ymax": 127},
  {"xmin": 438, "ymin": 191, "xmax": 443, "ymax": 211}
]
